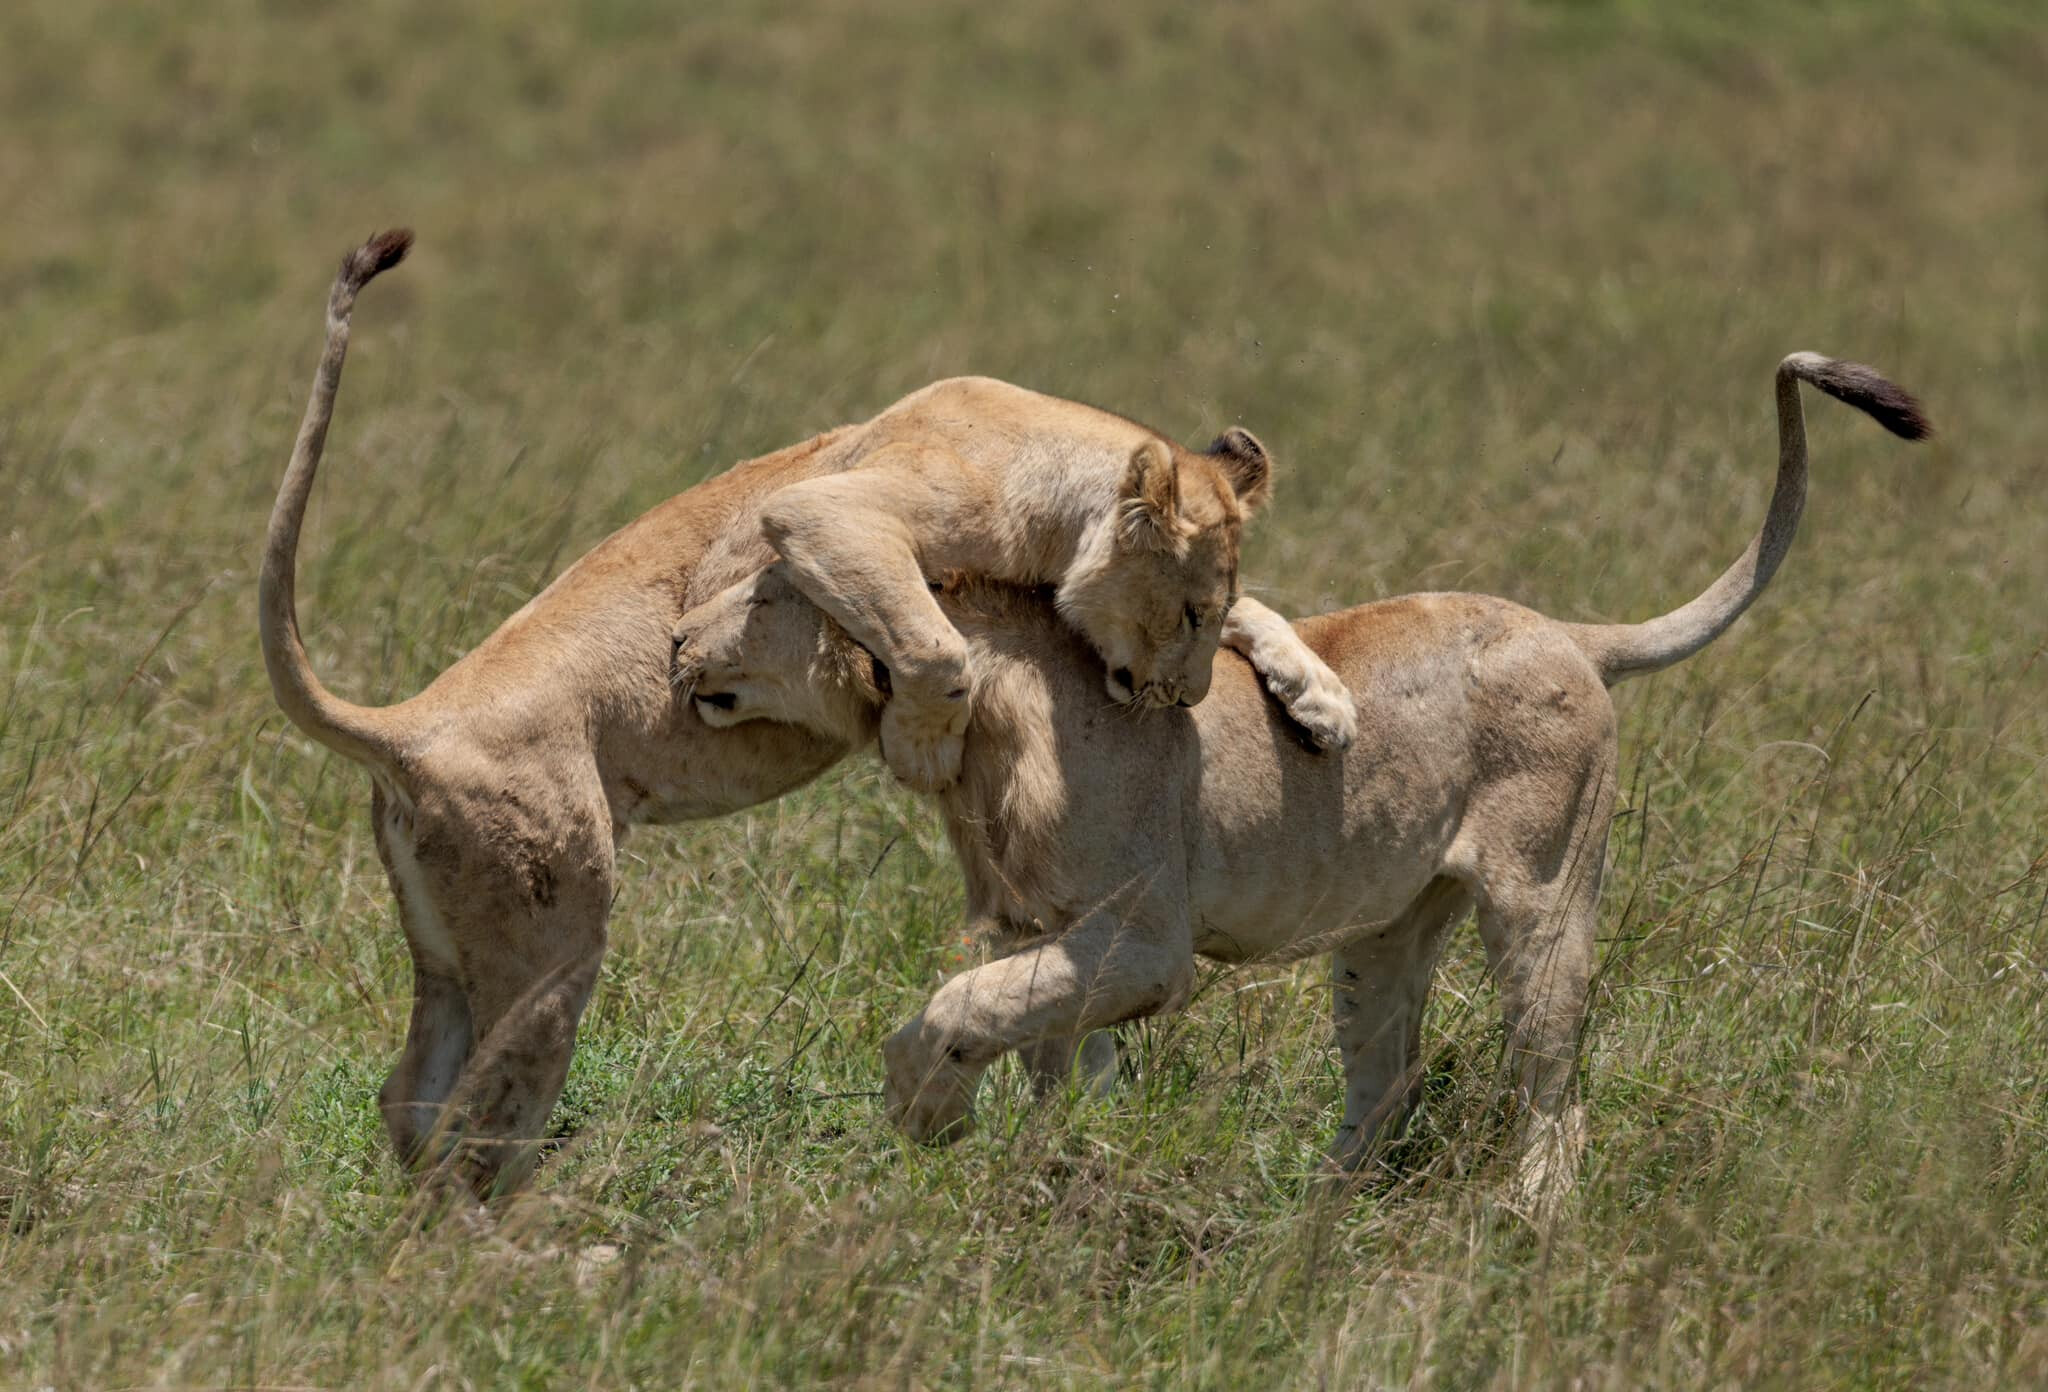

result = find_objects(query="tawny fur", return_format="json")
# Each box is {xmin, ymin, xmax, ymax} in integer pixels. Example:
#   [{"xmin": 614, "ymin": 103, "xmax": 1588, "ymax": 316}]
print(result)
[
  {"xmin": 714, "ymin": 375, "xmax": 1353, "ymax": 792},
  {"xmin": 673, "ymin": 354, "xmax": 1929, "ymax": 1213},
  {"xmin": 258, "ymin": 231, "xmax": 1348, "ymax": 1198}
]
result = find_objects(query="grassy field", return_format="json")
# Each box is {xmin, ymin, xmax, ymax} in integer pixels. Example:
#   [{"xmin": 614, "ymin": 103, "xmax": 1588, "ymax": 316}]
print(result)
[{"xmin": 4, "ymin": 0, "xmax": 2047, "ymax": 1385}]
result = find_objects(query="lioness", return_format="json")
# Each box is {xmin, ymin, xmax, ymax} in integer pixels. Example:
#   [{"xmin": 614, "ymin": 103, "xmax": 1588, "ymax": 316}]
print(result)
[
  {"xmin": 261, "ymin": 230, "xmax": 1347, "ymax": 1196},
  {"xmin": 672, "ymin": 354, "xmax": 1930, "ymax": 1208}
]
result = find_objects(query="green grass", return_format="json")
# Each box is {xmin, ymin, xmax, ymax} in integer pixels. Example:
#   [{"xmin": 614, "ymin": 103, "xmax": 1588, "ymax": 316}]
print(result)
[{"xmin": 4, "ymin": 0, "xmax": 2047, "ymax": 1385}]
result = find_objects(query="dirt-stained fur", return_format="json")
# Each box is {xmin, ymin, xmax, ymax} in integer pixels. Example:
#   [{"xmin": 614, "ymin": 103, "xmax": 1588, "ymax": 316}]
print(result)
[
  {"xmin": 259, "ymin": 231, "xmax": 1349, "ymax": 1198},
  {"xmin": 672, "ymin": 353, "xmax": 1930, "ymax": 1213}
]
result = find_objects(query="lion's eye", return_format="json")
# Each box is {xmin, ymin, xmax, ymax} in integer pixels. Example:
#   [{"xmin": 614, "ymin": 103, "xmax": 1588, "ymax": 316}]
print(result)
[{"xmin": 1183, "ymin": 605, "xmax": 1202, "ymax": 635}]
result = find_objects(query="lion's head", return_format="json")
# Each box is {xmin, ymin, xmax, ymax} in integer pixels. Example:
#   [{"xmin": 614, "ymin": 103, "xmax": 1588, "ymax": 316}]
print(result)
[
  {"xmin": 1055, "ymin": 427, "xmax": 1272, "ymax": 709},
  {"xmin": 672, "ymin": 565, "xmax": 883, "ymax": 743}
]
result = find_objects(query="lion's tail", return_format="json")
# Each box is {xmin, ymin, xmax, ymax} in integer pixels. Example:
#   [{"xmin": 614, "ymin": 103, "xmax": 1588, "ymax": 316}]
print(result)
[
  {"xmin": 258, "ymin": 229, "xmax": 416, "ymax": 778},
  {"xmin": 1564, "ymin": 353, "xmax": 1931, "ymax": 686}
]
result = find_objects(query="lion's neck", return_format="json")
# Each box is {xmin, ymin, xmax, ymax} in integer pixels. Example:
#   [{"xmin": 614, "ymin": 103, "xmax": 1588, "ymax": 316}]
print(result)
[
  {"xmin": 976, "ymin": 465, "xmax": 1119, "ymax": 586},
  {"xmin": 932, "ymin": 679, "xmax": 1072, "ymax": 921}
]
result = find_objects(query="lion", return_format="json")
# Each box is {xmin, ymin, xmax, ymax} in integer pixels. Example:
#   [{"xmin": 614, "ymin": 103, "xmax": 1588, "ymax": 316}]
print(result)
[
  {"xmin": 260, "ymin": 230, "xmax": 1350, "ymax": 1197},
  {"xmin": 671, "ymin": 352, "xmax": 1930, "ymax": 1210},
  {"xmin": 741, "ymin": 378, "xmax": 1355, "ymax": 792}
]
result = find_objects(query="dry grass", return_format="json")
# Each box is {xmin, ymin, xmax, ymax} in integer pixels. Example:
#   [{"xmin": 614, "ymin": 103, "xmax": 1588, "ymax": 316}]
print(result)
[{"xmin": 3, "ymin": 1, "xmax": 2046, "ymax": 1386}]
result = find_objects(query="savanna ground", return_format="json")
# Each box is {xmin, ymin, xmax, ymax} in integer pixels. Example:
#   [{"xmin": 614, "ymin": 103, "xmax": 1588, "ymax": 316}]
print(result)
[{"xmin": 4, "ymin": 1, "xmax": 2047, "ymax": 1386}]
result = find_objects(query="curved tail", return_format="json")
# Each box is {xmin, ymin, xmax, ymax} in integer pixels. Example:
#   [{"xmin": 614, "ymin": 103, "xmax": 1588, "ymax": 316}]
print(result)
[
  {"xmin": 1565, "ymin": 353, "xmax": 1931, "ymax": 686},
  {"xmin": 258, "ymin": 229, "xmax": 416, "ymax": 776}
]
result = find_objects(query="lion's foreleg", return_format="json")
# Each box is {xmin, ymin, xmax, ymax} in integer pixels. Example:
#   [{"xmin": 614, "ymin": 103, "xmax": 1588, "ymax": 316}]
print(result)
[
  {"xmin": 757, "ymin": 447, "xmax": 980, "ymax": 792},
  {"xmin": 986, "ymin": 918, "xmax": 1122, "ymax": 1099},
  {"xmin": 882, "ymin": 911, "xmax": 1192, "ymax": 1143},
  {"xmin": 1222, "ymin": 595, "xmax": 1357, "ymax": 750}
]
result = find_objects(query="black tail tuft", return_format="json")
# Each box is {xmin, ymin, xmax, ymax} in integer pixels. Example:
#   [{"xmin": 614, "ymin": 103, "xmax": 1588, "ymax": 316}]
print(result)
[
  {"xmin": 1803, "ymin": 357, "xmax": 1933, "ymax": 441},
  {"xmin": 340, "ymin": 228, "xmax": 415, "ymax": 292}
]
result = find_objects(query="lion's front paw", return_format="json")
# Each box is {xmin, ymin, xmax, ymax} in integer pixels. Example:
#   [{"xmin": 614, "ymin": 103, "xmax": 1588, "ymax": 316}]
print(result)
[
  {"xmin": 1229, "ymin": 599, "xmax": 1358, "ymax": 752},
  {"xmin": 883, "ymin": 1026, "xmax": 979, "ymax": 1143},
  {"xmin": 1253, "ymin": 641, "xmax": 1356, "ymax": 751},
  {"xmin": 1281, "ymin": 660, "xmax": 1358, "ymax": 751},
  {"xmin": 879, "ymin": 692, "xmax": 969, "ymax": 792}
]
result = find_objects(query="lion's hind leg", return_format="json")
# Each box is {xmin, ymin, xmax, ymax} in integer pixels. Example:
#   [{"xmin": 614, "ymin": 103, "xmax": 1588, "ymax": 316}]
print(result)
[
  {"xmin": 371, "ymin": 788, "xmax": 475, "ymax": 1169},
  {"xmin": 383, "ymin": 775, "xmax": 616, "ymax": 1202},
  {"xmin": 1326, "ymin": 877, "xmax": 1472, "ymax": 1175},
  {"xmin": 437, "ymin": 940, "xmax": 608, "ymax": 1199},
  {"xmin": 379, "ymin": 970, "xmax": 473, "ymax": 1168},
  {"xmin": 1466, "ymin": 761, "xmax": 1615, "ymax": 1219}
]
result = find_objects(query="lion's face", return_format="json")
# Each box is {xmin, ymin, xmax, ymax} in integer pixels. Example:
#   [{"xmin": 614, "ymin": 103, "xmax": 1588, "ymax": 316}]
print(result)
[
  {"xmin": 1055, "ymin": 429, "xmax": 1272, "ymax": 709},
  {"xmin": 671, "ymin": 567, "xmax": 876, "ymax": 741},
  {"xmin": 1057, "ymin": 520, "xmax": 1238, "ymax": 708}
]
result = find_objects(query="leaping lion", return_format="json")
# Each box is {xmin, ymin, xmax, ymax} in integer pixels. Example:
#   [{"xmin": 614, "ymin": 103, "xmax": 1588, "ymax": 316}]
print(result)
[
  {"xmin": 743, "ymin": 378, "xmax": 1357, "ymax": 791},
  {"xmin": 672, "ymin": 352, "xmax": 1931, "ymax": 1213},
  {"xmin": 259, "ymin": 230, "xmax": 1350, "ymax": 1197}
]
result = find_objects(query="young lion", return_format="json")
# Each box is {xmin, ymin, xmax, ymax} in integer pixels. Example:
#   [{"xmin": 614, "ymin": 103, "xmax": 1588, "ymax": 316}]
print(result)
[
  {"xmin": 672, "ymin": 353, "xmax": 1929, "ymax": 1209},
  {"xmin": 735, "ymin": 376, "xmax": 1357, "ymax": 791}
]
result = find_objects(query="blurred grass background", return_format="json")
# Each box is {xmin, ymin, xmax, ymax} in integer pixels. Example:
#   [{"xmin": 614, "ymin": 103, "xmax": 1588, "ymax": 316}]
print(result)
[{"xmin": 3, "ymin": 0, "xmax": 2046, "ymax": 1385}]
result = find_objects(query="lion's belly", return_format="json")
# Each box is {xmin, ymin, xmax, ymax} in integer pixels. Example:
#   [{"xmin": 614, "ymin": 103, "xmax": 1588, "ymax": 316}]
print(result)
[
  {"xmin": 602, "ymin": 695, "xmax": 854, "ymax": 827},
  {"xmin": 1183, "ymin": 657, "xmax": 1473, "ymax": 964},
  {"xmin": 1185, "ymin": 794, "xmax": 1461, "ymax": 965}
]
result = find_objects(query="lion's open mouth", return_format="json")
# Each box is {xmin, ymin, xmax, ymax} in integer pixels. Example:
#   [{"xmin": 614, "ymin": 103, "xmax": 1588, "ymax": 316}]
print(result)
[{"xmin": 697, "ymin": 691, "xmax": 739, "ymax": 711}]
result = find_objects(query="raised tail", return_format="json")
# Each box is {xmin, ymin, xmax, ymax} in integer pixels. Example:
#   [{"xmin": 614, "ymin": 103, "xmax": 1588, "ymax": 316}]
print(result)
[
  {"xmin": 258, "ymin": 229, "xmax": 416, "ymax": 776},
  {"xmin": 1565, "ymin": 353, "xmax": 1931, "ymax": 686}
]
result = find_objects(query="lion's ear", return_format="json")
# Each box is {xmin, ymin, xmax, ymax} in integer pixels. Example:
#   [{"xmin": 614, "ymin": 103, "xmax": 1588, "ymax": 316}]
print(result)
[
  {"xmin": 1208, "ymin": 427, "xmax": 1273, "ymax": 514},
  {"xmin": 1119, "ymin": 439, "xmax": 1182, "ymax": 549}
]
